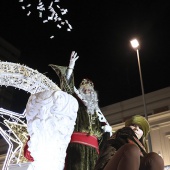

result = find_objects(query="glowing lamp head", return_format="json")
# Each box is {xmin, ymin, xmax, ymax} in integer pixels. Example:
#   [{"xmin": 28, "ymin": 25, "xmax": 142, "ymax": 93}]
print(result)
[{"xmin": 130, "ymin": 39, "xmax": 140, "ymax": 50}]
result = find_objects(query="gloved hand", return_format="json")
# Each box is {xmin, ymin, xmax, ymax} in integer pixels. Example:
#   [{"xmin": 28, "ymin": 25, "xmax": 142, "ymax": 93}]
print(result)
[
  {"xmin": 102, "ymin": 125, "xmax": 112, "ymax": 132},
  {"xmin": 102, "ymin": 125, "xmax": 113, "ymax": 136},
  {"xmin": 66, "ymin": 51, "xmax": 79, "ymax": 81},
  {"xmin": 68, "ymin": 51, "xmax": 79, "ymax": 69}
]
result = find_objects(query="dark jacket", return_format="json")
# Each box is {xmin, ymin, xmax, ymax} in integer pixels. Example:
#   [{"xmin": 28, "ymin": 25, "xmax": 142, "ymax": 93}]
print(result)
[{"xmin": 94, "ymin": 127, "xmax": 147, "ymax": 170}]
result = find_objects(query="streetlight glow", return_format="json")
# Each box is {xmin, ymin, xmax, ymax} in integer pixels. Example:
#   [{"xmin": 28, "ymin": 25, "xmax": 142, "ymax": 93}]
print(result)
[{"xmin": 130, "ymin": 39, "xmax": 139, "ymax": 49}]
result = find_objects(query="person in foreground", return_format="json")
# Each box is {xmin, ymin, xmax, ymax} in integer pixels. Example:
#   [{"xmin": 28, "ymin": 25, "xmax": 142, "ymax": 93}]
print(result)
[
  {"xmin": 49, "ymin": 51, "xmax": 112, "ymax": 170},
  {"xmin": 94, "ymin": 115, "xmax": 164, "ymax": 170}
]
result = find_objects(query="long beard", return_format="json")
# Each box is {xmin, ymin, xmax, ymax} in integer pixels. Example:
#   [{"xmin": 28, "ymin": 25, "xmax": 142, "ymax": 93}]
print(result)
[{"xmin": 79, "ymin": 90, "xmax": 99, "ymax": 114}]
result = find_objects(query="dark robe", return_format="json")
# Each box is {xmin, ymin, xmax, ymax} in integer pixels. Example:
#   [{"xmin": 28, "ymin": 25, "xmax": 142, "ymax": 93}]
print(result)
[{"xmin": 49, "ymin": 64, "xmax": 110, "ymax": 170}]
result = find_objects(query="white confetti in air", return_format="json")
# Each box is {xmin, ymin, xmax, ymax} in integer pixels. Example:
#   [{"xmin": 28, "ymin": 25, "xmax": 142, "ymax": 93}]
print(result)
[
  {"xmin": 50, "ymin": 35, "xmax": 54, "ymax": 39},
  {"xmin": 27, "ymin": 11, "xmax": 31, "ymax": 16},
  {"xmin": 54, "ymin": 14, "xmax": 58, "ymax": 21},
  {"xmin": 43, "ymin": 20, "xmax": 48, "ymax": 23},
  {"xmin": 39, "ymin": 12, "xmax": 42, "ymax": 17},
  {"xmin": 61, "ymin": 9, "xmax": 68, "ymax": 15},
  {"xmin": 57, "ymin": 24, "xmax": 61, "ymax": 28},
  {"xmin": 18, "ymin": 0, "xmax": 72, "ymax": 38},
  {"xmin": 49, "ymin": 1, "xmax": 53, "ymax": 8},
  {"xmin": 68, "ymin": 23, "xmax": 72, "ymax": 29}
]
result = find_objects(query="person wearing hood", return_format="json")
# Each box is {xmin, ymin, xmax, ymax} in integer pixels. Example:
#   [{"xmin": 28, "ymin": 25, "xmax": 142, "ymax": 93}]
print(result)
[{"xmin": 94, "ymin": 115, "xmax": 164, "ymax": 170}]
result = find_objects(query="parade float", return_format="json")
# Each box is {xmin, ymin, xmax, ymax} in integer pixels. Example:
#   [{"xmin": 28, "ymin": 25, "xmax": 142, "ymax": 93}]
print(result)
[{"xmin": 0, "ymin": 61, "xmax": 78, "ymax": 170}]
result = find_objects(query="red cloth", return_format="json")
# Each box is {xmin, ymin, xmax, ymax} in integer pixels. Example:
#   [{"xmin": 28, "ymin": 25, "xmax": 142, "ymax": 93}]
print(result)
[
  {"xmin": 70, "ymin": 132, "xmax": 99, "ymax": 154},
  {"xmin": 24, "ymin": 137, "xmax": 34, "ymax": 162}
]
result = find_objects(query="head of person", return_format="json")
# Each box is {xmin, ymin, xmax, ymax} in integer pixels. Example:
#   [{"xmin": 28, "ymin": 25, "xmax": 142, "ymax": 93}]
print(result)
[
  {"xmin": 78, "ymin": 78, "xmax": 99, "ymax": 114},
  {"xmin": 125, "ymin": 115, "xmax": 150, "ymax": 150},
  {"xmin": 79, "ymin": 78, "xmax": 95, "ymax": 94}
]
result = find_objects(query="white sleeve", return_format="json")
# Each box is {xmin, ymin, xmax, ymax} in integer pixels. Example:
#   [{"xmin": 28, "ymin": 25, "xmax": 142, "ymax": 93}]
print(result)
[{"xmin": 66, "ymin": 68, "xmax": 73, "ymax": 81}]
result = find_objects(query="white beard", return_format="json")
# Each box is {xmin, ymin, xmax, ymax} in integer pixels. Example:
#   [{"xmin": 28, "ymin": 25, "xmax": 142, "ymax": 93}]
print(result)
[{"xmin": 78, "ymin": 89, "xmax": 99, "ymax": 115}]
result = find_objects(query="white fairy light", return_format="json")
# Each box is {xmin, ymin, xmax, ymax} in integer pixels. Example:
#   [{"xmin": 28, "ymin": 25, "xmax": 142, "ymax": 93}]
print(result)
[
  {"xmin": 0, "ymin": 61, "xmax": 60, "ymax": 93},
  {"xmin": 0, "ymin": 108, "xmax": 29, "ymax": 169},
  {"xmin": 0, "ymin": 127, "xmax": 13, "ymax": 170}
]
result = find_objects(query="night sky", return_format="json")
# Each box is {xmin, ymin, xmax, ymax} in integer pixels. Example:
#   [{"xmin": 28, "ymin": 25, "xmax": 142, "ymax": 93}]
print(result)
[{"xmin": 0, "ymin": 0, "xmax": 170, "ymax": 112}]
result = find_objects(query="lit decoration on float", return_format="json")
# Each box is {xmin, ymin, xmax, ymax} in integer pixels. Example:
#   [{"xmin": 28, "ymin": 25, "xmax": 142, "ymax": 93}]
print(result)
[
  {"xmin": 0, "ymin": 108, "xmax": 29, "ymax": 170},
  {"xmin": 0, "ymin": 124, "xmax": 14, "ymax": 170},
  {"xmin": 0, "ymin": 61, "xmax": 60, "ymax": 94},
  {"xmin": 0, "ymin": 61, "xmax": 78, "ymax": 170}
]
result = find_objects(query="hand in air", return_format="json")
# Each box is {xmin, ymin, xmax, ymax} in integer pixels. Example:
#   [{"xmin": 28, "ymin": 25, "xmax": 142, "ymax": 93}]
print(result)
[{"xmin": 69, "ymin": 51, "xmax": 79, "ymax": 69}]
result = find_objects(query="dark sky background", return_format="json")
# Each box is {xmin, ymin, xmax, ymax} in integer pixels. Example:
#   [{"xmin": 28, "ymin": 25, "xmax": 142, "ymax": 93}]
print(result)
[{"xmin": 0, "ymin": 0, "xmax": 170, "ymax": 112}]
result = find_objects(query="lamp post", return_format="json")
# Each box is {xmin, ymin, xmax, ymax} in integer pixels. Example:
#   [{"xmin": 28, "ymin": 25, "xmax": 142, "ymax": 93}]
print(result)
[{"xmin": 130, "ymin": 38, "xmax": 152, "ymax": 152}]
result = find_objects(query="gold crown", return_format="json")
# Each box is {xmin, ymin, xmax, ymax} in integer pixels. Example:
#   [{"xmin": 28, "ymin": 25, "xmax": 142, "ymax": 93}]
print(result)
[{"xmin": 80, "ymin": 78, "xmax": 94, "ymax": 87}]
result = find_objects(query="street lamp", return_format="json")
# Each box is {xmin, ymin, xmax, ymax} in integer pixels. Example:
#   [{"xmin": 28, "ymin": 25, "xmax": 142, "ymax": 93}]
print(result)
[
  {"xmin": 130, "ymin": 38, "xmax": 152, "ymax": 152},
  {"xmin": 130, "ymin": 39, "xmax": 147, "ymax": 119}
]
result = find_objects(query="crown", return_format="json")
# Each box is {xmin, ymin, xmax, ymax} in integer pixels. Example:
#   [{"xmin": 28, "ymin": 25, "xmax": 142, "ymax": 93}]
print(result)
[{"xmin": 80, "ymin": 78, "xmax": 94, "ymax": 87}]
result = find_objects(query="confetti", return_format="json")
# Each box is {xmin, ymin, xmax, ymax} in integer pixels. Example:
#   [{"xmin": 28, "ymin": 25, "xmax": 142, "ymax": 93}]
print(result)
[
  {"xmin": 21, "ymin": 6, "xmax": 25, "ymax": 10},
  {"xmin": 50, "ymin": 35, "xmax": 54, "ymax": 39},
  {"xmin": 27, "ymin": 4, "xmax": 31, "ymax": 7},
  {"xmin": 61, "ymin": 8, "xmax": 68, "ymax": 15},
  {"xmin": 43, "ymin": 20, "xmax": 48, "ymax": 23},
  {"xmin": 18, "ymin": 0, "xmax": 73, "ymax": 38},
  {"xmin": 27, "ymin": 11, "xmax": 31, "ymax": 16},
  {"xmin": 57, "ymin": 24, "xmax": 61, "ymax": 28},
  {"xmin": 58, "ymin": 17, "xmax": 61, "ymax": 21},
  {"xmin": 39, "ymin": 12, "xmax": 42, "ymax": 17}
]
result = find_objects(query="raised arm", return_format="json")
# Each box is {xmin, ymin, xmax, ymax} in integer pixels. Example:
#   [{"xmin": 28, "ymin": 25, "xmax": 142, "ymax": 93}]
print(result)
[{"xmin": 66, "ymin": 51, "xmax": 79, "ymax": 81}]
